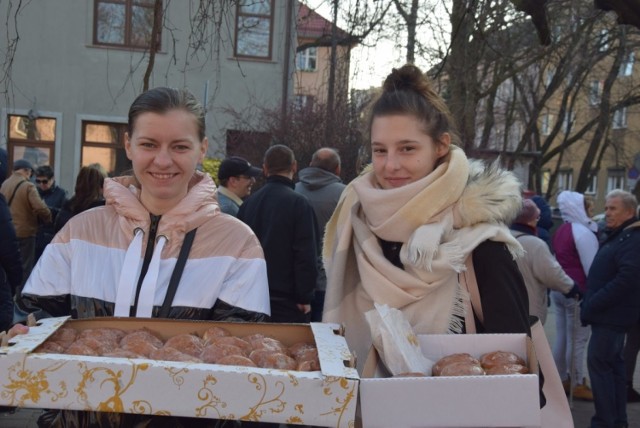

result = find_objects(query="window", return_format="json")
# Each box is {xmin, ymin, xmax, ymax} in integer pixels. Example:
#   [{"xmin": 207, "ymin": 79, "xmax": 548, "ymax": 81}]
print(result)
[
  {"xmin": 7, "ymin": 114, "xmax": 56, "ymax": 170},
  {"xmin": 619, "ymin": 52, "xmax": 635, "ymax": 77},
  {"xmin": 562, "ymin": 111, "xmax": 576, "ymax": 134},
  {"xmin": 294, "ymin": 94, "xmax": 315, "ymax": 111},
  {"xmin": 81, "ymin": 121, "xmax": 130, "ymax": 176},
  {"xmin": 94, "ymin": 0, "xmax": 161, "ymax": 49},
  {"xmin": 235, "ymin": 0, "xmax": 274, "ymax": 59},
  {"xmin": 296, "ymin": 47, "xmax": 317, "ymax": 71},
  {"xmin": 607, "ymin": 168, "xmax": 625, "ymax": 193},
  {"xmin": 585, "ymin": 171, "xmax": 598, "ymax": 195},
  {"xmin": 598, "ymin": 29, "xmax": 609, "ymax": 52},
  {"xmin": 541, "ymin": 113, "xmax": 553, "ymax": 136},
  {"xmin": 612, "ymin": 107, "xmax": 628, "ymax": 129},
  {"xmin": 557, "ymin": 169, "xmax": 573, "ymax": 191},
  {"xmin": 589, "ymin": 80, "xmax": 602, "ymax": 106}
]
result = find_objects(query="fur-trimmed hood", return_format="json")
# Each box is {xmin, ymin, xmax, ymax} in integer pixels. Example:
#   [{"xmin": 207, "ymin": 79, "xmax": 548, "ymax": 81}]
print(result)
[{"xmin": 452, "ymin": 158, "xmax": 523, "ymax": 229}]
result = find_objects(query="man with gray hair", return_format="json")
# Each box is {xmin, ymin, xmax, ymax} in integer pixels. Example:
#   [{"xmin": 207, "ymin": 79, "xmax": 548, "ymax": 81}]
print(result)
[
  {"xmin": 295, "ymin": 148, "xmax": 346, "ymax": 321},
  {"xmin": 581, "ymin": 189, "xmax": 640, "ymax": 428}
]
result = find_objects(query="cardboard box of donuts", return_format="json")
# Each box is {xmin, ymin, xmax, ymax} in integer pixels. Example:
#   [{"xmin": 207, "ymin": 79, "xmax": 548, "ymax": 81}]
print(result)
[
  {"xmin": 0, "ymin": 316, "xmax": 359, "ymax": 427},
  {"xmin": 359, "ymin": 333, "xmax": 541, "ymax": 427}
]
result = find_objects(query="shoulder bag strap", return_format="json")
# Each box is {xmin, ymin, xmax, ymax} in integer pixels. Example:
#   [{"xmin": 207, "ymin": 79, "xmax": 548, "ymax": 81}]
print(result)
[
  {"xmin": 7, "ymin": 180, "xmax": 26, "ymax": 206},
  {"xmin": 158, "ymin": 228, "xmax": 197, "ymax": 318},
  {"xmin": 460, "ymin": 255, "xmax": 484, "ymax": 333}
]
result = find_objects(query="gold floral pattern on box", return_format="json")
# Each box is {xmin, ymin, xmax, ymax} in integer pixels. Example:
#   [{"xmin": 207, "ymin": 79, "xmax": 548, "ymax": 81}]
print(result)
[{"xmin": 1, "ymin": 355, "xmax": 68, "ymax": 406}]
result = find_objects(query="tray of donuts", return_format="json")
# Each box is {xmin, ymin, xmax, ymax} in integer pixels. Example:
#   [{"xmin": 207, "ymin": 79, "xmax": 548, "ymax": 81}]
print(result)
[
  {"xmin": 359, "ymin": 333, "xmax": 541, "ymax": 427},
  {"xmin": 0, "ymin": 316, "xmax": 359, "ymax": 427}
]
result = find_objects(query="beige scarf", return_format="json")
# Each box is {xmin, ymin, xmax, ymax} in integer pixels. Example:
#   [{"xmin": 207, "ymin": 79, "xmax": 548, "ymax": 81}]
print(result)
[{"xmin": 322, "ymin": 147, "xmax": 523, "ymax": 372}]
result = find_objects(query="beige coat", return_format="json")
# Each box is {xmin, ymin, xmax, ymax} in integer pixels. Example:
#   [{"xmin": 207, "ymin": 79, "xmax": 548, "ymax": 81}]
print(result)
[
  {"xmin": 511, "ymin": 230, "xmax": 574, "ymax": 324},
  {"xmin": 0, "ymin": 172, "xmax": 51, "ymax": 238}
]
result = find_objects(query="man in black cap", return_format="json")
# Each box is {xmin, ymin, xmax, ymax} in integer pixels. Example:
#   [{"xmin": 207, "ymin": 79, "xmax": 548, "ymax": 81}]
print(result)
[
  {"xmin": 216, "ymin": 156, "xmax": 262, "ymax": 216},
  {"xmin": 0, "ymin": 159, "xmax": 51, "ymax": 297}
]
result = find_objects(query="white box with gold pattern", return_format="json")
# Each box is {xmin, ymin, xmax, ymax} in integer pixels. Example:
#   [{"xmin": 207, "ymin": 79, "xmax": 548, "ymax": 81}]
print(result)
[{"xmin": 0, "ymin": 316, "xmax": 358, "ymax": 427}]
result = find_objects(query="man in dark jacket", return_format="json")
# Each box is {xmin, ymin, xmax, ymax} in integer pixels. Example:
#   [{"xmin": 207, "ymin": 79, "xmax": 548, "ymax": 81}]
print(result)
[
  {"xmin": 0, "ymin": 193, "xmax": 23, "ymax": 332},
  {"xmin": 295, "ymin": 147, "xmax": 345, "ymax": 321},
  {"xmin": 34, "ymin": 165, "xmax": 67, "ymax": 261},
  {"xmin": 238, "ymin": 144, "xmax": 318, "ymax": 323},
  {"xmin": 581, "ymin": 189, "xmax": 640, "ymax": 428}
]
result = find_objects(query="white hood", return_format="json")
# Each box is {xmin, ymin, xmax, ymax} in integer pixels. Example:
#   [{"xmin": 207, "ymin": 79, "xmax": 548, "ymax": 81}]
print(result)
[{"xmin": 557, "ymin": 190, "xmax": 598, "ymax": 232}]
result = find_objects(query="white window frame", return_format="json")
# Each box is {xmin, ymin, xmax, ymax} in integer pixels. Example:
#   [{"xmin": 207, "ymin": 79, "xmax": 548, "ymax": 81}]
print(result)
[
  {"xmin": 562, "ymin": 111, "xmax": 576, "ymax": 134},
  {"xmin": 589, "ymin": 80, "xmax": 602, "ymax": 106},
  {"xmin": 541, "ymin": 113, "xmax": 553, "ymax": 136},
  {"xmin": 557, "ymin": 169, "xmax": 573, "ymax": 191},
  {"xmin": 585, "ymin": 171, "xmax": 598, "ymax": 195},
  {"xmin": 619, "ymin": 52, "xmax": 635, "ymax": 77},
  {"xmin": 296, "ymin": 47, "xmax": 318, "ymax": 71},
  {"xmin": 607, "ymin": 169, "xmax": 626, "ymax": 193},
  {"xmin": 598, "ymin": 29, "xmax": 609, "ymax": 52},
  {"xmin": 612, "ymin": 107, "xmax": 628, "ymax": 129}
]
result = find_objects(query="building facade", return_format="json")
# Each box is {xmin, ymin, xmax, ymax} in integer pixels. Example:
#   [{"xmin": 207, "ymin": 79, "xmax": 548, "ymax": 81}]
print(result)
[{"xmin": 0, "ymin": 0, "xmax": 297, "ymax": 191}]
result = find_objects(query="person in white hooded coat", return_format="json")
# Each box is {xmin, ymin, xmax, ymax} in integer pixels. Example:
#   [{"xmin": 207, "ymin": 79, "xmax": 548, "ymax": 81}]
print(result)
[{"xmin": 551, "ymin": 190, "xmax": 599, "ymax": 401}]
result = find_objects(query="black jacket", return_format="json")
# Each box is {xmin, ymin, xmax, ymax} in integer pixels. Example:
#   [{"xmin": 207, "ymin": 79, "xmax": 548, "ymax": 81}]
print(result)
[
  {"xmin": 238, "ymin": 175, "xmax": 318, "ymax": 305},
  {"xmin": 36, "ymin": 184, "xmax": 68, "ymax": 259},
  {"xmin": 581, "ymin": 217, "xmax": 640, "ymax": 330},
  {"xmin": 0, "ymin": 193, "xmax": 22, "ymax": 331}
]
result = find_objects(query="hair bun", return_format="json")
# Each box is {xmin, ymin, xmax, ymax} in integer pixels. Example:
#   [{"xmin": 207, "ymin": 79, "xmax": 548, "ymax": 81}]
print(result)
[{"xmin": 383, "ymin": 64, "xmax": 428, "ymax": 93}]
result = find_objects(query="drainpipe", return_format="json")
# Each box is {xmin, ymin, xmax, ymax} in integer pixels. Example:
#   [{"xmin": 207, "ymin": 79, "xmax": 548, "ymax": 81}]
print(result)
[{"xmin": 281, "ymin": 0, "xmax": 295, "ymax": 134}]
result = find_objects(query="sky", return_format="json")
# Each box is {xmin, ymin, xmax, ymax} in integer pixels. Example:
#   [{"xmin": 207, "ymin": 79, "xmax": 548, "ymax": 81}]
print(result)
[{"xmin": 304, "ymin": 1, "xmax": 405, "ymax": 90}]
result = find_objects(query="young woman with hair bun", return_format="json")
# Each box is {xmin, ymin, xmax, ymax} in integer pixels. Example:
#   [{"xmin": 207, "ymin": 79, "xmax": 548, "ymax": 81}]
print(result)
[{"xmin": 322, "ymin": 64, "xmax": 532, "ymax": 370}]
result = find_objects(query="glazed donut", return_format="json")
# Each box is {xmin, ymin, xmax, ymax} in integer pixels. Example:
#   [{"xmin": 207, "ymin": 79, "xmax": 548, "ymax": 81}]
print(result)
[
  {"xmin": 485, "ymin": 363, "xmax": 529, "ymax": 375},
  {"xmin": 294, "ymin": 348, "xmax": 320, "ymax": 371},
  {"xmin": 432, "ymin": 353, "xmax": 480, "ymax": 376},
  {"xmin": 289, "ymin": 342, "xmax": 316, "ymax": 359},
  {"xmin": 200, "ymin": 342, "xmax": 244, "ymax": 364},
  {"xmin": 216, "ymin": 355, "xmax": 257, "ymax": 367},
  {"xmin": 251, "ymin": 337, "xmax": 289, "ymax": 355},
  {"xmin": 480, "ymin": 351, "xmax": 525, "ymax": 370},
  {"xmin": 206, "ymin": 336, "xmax": 252, "ymax": 355},
  {"xmin": 119, "ymin": 329, "xmax": 164, "ymax": 357},
  {"xmin": 48, "ymin": 327, "xmax": 78, "ymax": 349},
  {"xmin": 249, "ymin": 348, "xmax": 296, "ymax": 370},
  {"xmin": 437, "ymin": 361, "xmax": 485, "ymax": 377},
  {"xmin": 78, "ymin": 328, "xmax": 125, "ymax": 346},
  {"xmin": 150, "ymin": 346, "xmax": 203, "ymax": 363},
  {"xmin": 65, "ymin": 337, "xmax": 114, "ymax": 356},
  {"xmin": 35, "ymin": 340, "xmax": 66, "ymax": 354},
  {"xmin": 201, "ymin": 326, "xmax": 231, "ymax": 343},
  {"xmin": 164, "ymin": 334, "xmax": 204, "ymax": 358}
]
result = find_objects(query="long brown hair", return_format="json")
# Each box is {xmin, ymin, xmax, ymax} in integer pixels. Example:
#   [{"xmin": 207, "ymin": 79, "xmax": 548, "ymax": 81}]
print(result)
[{"xmin": 69, "ymin": 166, "xmax": 105, "ymax": 213}]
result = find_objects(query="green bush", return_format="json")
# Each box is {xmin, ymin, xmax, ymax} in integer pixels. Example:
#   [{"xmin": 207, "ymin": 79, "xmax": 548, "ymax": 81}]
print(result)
[{"xmin": 201, "ymin": 158, "xmax": 222, "ymax": 185}]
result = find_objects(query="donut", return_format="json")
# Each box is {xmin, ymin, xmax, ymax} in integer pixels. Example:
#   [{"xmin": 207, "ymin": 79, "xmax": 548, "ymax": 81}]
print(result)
[
  {"xmin": 432, "ymin": 353, "xmax": 480, "ymax": 376},
  {"xmin": 206, "ymin": 336, "xmax": 252, "ymax": 355},
  {"xmin": 437, "ymin": 361, "xmax": 485, "ymax": 377},
  {"xmin": 216, "ymin": 355, "xmax": 257, "ymax": 367},
  {"xmin": 480, "ymin": 351, "xmax": 525, "ymax": 370},
  {"xmin": 485, "ymin": 363, "xmax": 529, "ymax": 375},
  {"xmin": 35, "ymin": 340, "xmax": 66, "ymax": 354},
  {"xmin": 48, "ymin": 327, "xmax": 78, "ymax": 349},
  {"xmin": 289, "ymin": 342, "xmax": 316, "ymax": 359},
  {"xmin": 150, "ymin": 346, "xmax": 202, "ymax": 363},
  {"xmin": 200, "ymin": 343, "xmax": 244, "ymax": 364},
  {"xmin": 78, "ymin": 328, "xmax": 125, "ymax": 346},
  {"xmin": 164, "ymin": 334, "xmax": 204, "ymax": 358},
  {"xmin": 201, "ymin": 326, "xmax": 231, "ymax": 343}
]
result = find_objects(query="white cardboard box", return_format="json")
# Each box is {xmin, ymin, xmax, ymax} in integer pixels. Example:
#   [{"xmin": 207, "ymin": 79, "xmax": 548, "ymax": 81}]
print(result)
[
  {"xmin": 359, "ymin": 333, "xmax": 540, "ymax": 428},
  {"xmin": 0, "ymin": 316, "xmax": 359, "ymax": 427}
]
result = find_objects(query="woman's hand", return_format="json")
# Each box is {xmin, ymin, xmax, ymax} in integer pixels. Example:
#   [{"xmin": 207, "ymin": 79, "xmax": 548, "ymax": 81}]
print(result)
[{"xmin": 7, "ymin": 324, "xmax": 29, "ymax": 339}]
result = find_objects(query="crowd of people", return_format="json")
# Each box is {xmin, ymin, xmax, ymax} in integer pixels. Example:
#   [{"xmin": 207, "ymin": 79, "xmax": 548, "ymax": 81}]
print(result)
[{"xmin": 0, "ymin": 65, "xmax": 639, "ymax": 428}]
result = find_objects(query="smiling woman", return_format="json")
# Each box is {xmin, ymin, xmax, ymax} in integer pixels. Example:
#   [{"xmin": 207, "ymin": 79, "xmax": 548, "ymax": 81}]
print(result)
[
  {"xmin": 322, "ymin": 64, "xmax": 531, "ymax": 374},
  {"xmin": 17, "ymin": 87, "xmax": 271, "ymax": 427}
]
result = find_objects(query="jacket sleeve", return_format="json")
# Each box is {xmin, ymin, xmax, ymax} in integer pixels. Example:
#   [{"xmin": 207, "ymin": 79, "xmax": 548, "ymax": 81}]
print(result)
[
  {"xmin": 530, "ymin": 238, "xmax": 574, "ymax": 294},
  {"xmin": 292, "ymin": 198, "xmax": 319, "ymax": 304},
  {"xmin": 27, "ymin": 184, "xmax": 52, "ymax": 224},
  {"xmin": 582, "ymin": 232, "xmax": 640, "ymax": 314},
  {"xmin": 472, "ymin": 240, "xmax": 531, "ymax": 335},
  {"xmin": 0, "ymin": 194, "xmax": 23, "ymax": 293},
  {"xmin": 21, "ymin": 230, "xmax": 73, "ymax": 319}
]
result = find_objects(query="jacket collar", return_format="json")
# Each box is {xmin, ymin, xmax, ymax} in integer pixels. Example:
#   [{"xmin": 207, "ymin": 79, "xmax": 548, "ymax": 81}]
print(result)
[{"xmin": 266, "ymin": 174, "xmax": 295, "ymax": 189}]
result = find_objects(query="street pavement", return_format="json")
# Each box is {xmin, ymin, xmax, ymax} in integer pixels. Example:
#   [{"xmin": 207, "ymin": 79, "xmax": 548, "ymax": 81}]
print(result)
[{"xmin": 2, "ymin": 309, "xmax": 639, "ymax": 427}]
